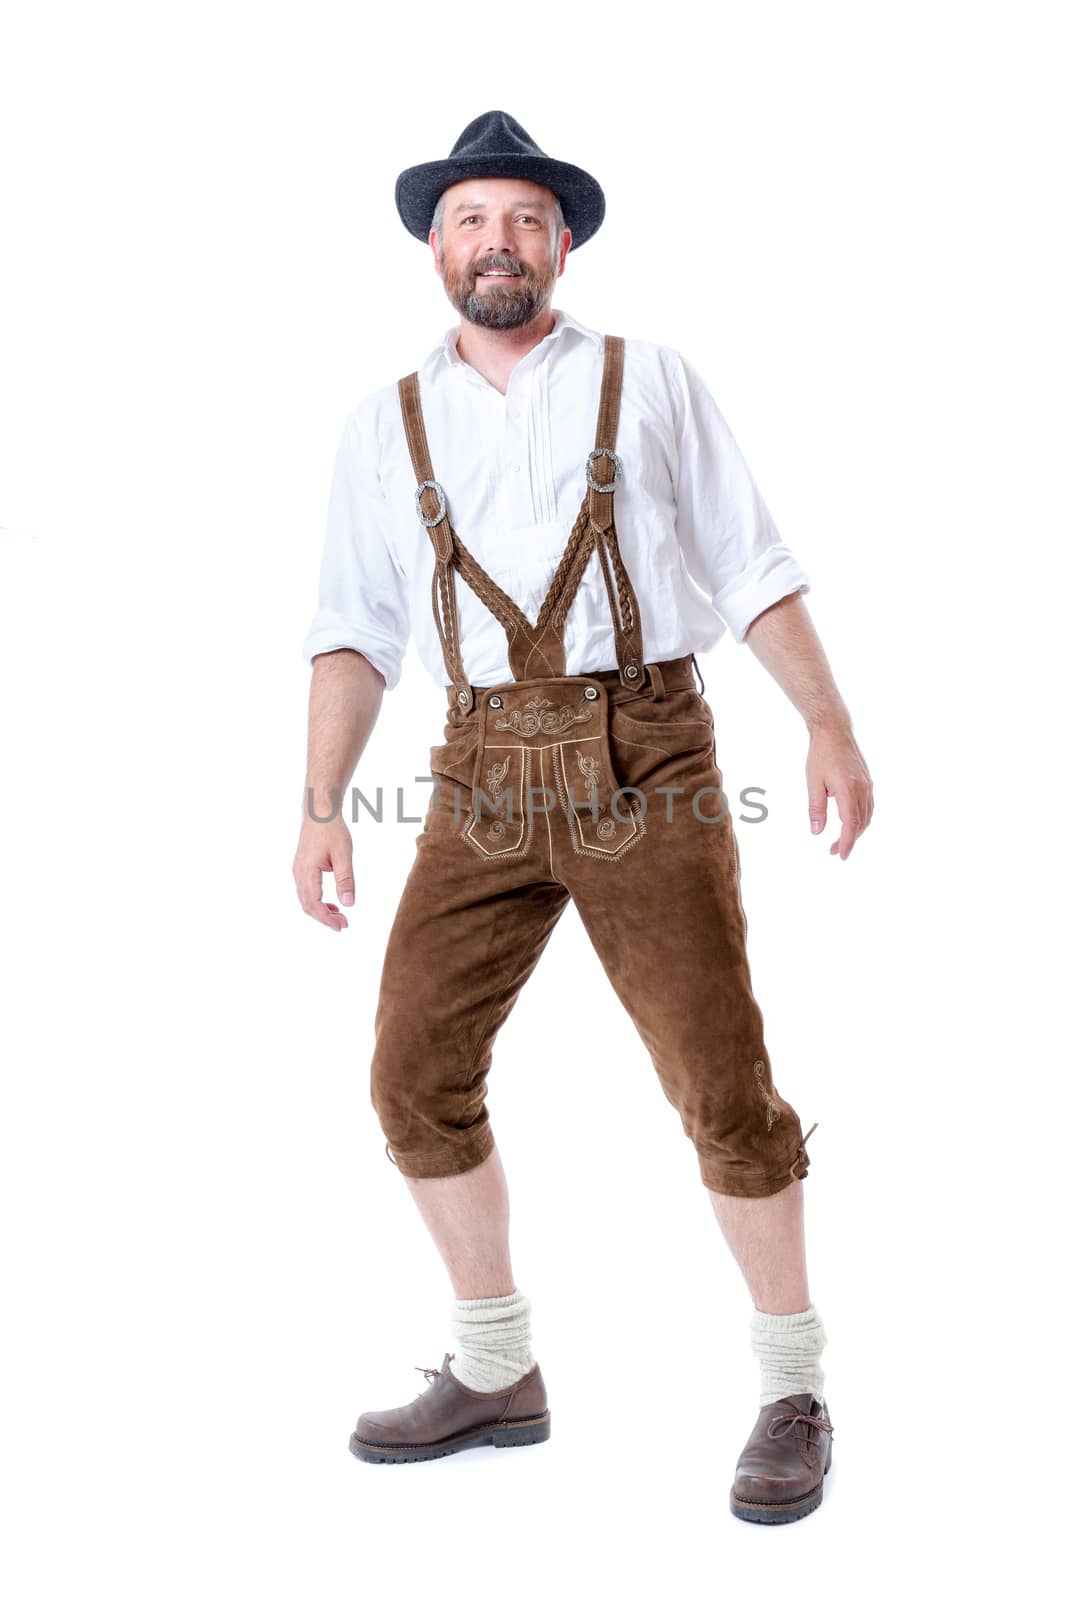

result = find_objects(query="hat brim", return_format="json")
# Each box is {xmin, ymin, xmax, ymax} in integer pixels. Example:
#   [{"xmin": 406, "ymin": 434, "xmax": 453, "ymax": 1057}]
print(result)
[{"xmin": 395, "ymin": 154, "xmax": 605, "ymax": 251}]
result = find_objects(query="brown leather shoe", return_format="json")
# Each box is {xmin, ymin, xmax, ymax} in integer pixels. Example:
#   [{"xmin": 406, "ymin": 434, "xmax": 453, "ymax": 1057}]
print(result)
[
  {"xmin": 349, "ymin": 1351, "xmax": 551, "ymax": 1464},
  {"xmin": 730, "ymin": 1393, "xmax": 834, "ymax": 1523}
]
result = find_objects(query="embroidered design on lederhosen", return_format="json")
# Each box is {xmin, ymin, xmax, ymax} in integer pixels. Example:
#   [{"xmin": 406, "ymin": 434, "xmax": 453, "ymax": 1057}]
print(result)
[
  {"xmin": 397, "ymin": 334, "xmax": 648, "ymax": 861},
  {"xmin": 493, "ymin": 695, "xmax": 594, "ymax": 738},
  {"xmin": 752, "ymin": 1059, "xmax": 782, "ymax": 1132}
]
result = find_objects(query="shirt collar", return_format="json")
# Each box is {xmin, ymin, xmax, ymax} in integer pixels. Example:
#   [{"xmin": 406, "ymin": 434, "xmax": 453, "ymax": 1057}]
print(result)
[{"xmin": 424, "ymin": 305, "xmax": 603, "ymax": 383}]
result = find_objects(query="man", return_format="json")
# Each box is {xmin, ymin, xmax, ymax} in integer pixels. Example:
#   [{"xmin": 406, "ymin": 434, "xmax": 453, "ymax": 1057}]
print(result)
[{"xmin": 293, "ymin": 111, "xmax": 872, "ymax": 1522}]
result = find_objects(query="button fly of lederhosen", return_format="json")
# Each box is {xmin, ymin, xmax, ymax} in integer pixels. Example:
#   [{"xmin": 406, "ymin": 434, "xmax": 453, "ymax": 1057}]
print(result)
[
  {"xmin": 463, "ymin": 681, "xmax": 577, "ymax": 860},
  {"xmin": 464, "ymin": 677, "xmax": 644, "ymax": 862}
]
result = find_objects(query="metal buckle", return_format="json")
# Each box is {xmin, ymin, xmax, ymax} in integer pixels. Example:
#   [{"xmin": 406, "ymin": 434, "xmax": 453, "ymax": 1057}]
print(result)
[
  {"xmin": 415, "ymin": 479, "xmax": 448, "ymax": 527},
  {"xmin": 586, "ymin": 448, "xmax": 621, "ymax": 492}
]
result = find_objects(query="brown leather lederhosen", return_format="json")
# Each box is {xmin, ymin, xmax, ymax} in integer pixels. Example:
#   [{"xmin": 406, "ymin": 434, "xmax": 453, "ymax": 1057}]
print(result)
[
  {"xmin": 397, "ymin": 334, "xmax": 661, "ymax": 861},
  {"xmin": 370, "ymin": 334, "xmax": 817, "ymax": 1198}
]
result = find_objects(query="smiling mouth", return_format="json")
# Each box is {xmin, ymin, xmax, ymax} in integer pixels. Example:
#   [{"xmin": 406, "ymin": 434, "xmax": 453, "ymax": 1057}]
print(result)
[{"xmin": 478, "ymin": 270, "xmax": 521, "ymax": 279}]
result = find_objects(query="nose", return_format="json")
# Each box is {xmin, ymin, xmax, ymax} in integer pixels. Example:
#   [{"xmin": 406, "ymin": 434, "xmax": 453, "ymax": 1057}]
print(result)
[{"xmin": 480, "ymin": 220, "xmax": 521, "ymax": 259}]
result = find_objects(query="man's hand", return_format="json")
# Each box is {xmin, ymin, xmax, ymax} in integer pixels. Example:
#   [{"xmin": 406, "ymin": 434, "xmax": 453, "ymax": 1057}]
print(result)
[
  {"xmin": 294, "ymin": 649, "xmax": 385, "ymax": 931},
  {"xmin": 805, "ymin": 721, "xmax": 874, "ymax": 861},
  {"xmin": 292, "ymin": 812, "xmax": 356, "ymax": 932},
  {"xmin": 739, "ymin": 593, "xmax": 873, "ymax": 861}
]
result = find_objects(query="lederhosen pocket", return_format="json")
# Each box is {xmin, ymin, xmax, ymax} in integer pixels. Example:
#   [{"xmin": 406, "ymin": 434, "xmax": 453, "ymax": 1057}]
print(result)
[
  {"xmin": 463, "ymin": 675, "xmax": 644, "ymax": 860},
  {"xmin": 608, "ymin": 687, "xmax": 717, "ymax": 795},
  {"xmin": 426, "ymin": 723, "xmax": 481, "ymax": 825}
]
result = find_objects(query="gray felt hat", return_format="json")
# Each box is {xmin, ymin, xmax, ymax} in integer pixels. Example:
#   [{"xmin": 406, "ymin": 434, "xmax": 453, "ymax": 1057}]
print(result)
[{"xmin": 395, "ymin": 109, "xmax": 605, "ymax": 250}]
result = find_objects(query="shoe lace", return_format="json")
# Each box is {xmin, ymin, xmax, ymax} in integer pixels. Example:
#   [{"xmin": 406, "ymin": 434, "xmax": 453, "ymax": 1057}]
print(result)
[
  {"xmin": 415, "ymin": 1364, "xmax": 442, "ymax": 1385},
  {"xmin": 767, "ymin": 1405, "xmax": 834, "ymax": 1442},
  {"xmin": 788, "ymin": 1122, "xmax": 819, "ymax": 1180}
]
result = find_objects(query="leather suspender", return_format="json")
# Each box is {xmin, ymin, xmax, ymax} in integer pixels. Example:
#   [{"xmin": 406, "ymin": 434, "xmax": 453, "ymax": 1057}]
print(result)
[{"xmin": 397, "ymin": 333, "xmax": 647, "ymax": 713}]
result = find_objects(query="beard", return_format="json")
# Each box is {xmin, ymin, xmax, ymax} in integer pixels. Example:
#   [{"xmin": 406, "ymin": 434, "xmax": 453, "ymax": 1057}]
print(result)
[{"xmin": 440, "ymin": 248, "xmax": 556, "ymax": 330}]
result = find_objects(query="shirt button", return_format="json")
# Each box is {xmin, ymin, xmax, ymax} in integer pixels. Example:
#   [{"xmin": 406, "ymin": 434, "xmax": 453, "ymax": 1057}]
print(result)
[{"xmin": 512, "ymin": 463, "xmax": 521, "ymax": 473}]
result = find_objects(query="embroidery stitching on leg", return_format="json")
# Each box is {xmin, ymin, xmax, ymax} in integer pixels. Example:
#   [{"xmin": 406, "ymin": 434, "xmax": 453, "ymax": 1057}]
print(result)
[{"xmin": 752, "ymin": 1059, "xmax": 782, "ymax": 1132}]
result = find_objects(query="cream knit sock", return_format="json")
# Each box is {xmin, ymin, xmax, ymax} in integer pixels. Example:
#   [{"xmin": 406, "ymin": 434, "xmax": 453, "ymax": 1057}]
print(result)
[
  {"xmin": 449, "ymin": 1288, "xmax": 536, "ymax": 1393},
  {"xmin": 750, "ymin": 1303, "xmax": 828, "ymax": 1405}
]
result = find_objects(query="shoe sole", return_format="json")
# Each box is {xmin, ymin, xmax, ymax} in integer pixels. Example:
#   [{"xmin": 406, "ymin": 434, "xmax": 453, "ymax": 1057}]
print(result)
[
  {"xmin": 349, "ymin": 1412, "xmax": 551, "ymax": 1464},
  {"xmin": 729, "ymin": 1445, "xmax": 831, "ymax": 1524}
]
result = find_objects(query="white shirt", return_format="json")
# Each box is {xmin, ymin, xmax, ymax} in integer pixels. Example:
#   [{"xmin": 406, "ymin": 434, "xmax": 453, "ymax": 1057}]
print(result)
[{"xmin": 302, "ymin": 306, "xmax": 811, "ymax": 690}]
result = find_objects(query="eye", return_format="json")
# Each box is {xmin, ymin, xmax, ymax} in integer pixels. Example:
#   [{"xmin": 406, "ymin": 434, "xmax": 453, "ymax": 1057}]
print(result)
[{"xmin": 460, "ymin": 215, "xmax": 480, "ymax": 225}]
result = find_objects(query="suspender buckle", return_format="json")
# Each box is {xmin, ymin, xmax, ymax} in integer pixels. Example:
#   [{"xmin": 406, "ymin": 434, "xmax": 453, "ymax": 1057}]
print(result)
[
  {"xmin": 415, "ymin": 479, "xmax": 449, "ymax": 527},
  {"xmin": 586, "ymin": 448, "xmax": 621, "ymax": 491},
  {"xmin": 417, "ymin": 481, "xmax": 453, "ymax": 561}
]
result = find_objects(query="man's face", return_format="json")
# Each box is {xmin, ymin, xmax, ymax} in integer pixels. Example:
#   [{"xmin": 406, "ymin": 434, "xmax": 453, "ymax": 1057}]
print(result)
[{"xmin": 431, "ymin": 178, "xmax": 571, "ymax": 330}]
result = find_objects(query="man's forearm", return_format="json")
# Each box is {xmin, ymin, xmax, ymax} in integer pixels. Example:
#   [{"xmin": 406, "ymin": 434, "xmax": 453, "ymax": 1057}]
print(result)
[
  {"xmin": 303, "ymin": 649, "xmax": 385, "ymax": 817},
  {"xmin": 741, "ymin": 592, "xmax": 851, "ymax": 732}
]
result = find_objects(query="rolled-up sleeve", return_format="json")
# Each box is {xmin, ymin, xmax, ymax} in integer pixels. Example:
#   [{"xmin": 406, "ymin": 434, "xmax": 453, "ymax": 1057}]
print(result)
[
  {"xmin": 301, "ymin": 404, "xmax": 410, "ymax": 689},
  {"xmin": 669, "ymin": 350, "xmax": 811, "ymax": 643}
]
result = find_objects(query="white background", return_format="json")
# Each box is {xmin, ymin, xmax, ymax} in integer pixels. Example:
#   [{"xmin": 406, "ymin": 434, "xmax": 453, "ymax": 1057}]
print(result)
[{"xmin": 2, "ymin": 1, "xmax": 1064, "ymax": 1593}]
